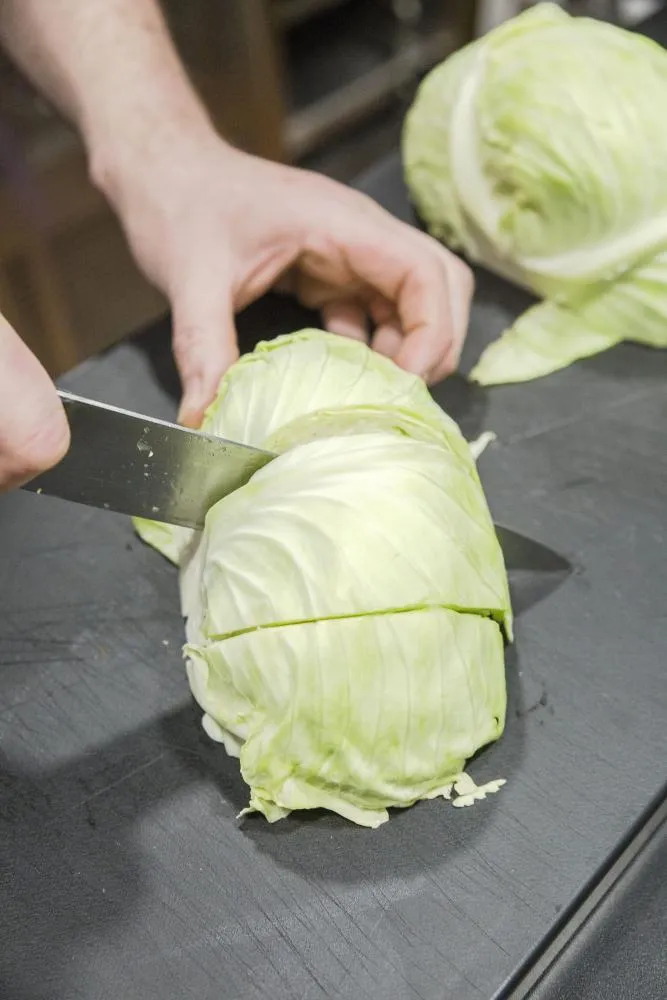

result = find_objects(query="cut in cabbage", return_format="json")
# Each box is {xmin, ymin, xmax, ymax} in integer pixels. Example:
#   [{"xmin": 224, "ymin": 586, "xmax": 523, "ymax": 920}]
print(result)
[
  {"xmin": 403, "ymin": 3, "xmax": 667, "ymax": 383},
  {"xmin": 187, "ymin": 608, "xmax": 505, "ymax": 829},
  {"xmin": 136, "ymin": 330, "xmax": 511, "ymax": 826}
]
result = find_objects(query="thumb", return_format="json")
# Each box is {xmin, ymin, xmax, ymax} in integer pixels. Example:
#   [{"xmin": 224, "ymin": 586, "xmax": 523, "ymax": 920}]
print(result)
[
  {"xmin": 0, "ymin": 312, "xmax": 70, "ymax": 491},
  {"xmin": 171, "ymin": 284, "xmax": 240, "ymax": 428}
]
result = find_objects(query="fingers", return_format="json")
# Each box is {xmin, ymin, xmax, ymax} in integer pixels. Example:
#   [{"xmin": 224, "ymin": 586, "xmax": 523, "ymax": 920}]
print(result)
[
  {"xmin": 357, "ymin": 238, "xmax": 447, "ymax": 380},
  {"xmin": 312, "ymin": 198, "xmax": 474, "ymax": 383},
  {"xmin": 367, "ymin": 297, "xmax": 401, "ymax": 359},
  {"xmin": 367, "ymin": 256, "xmax": 472, "ymax": 382},
  {"xmin": 371, "ymin": 324, "xmax": 403, "ymax": 360},
  {"xmin": 171, "ymin": 277, "xmax": 239, "ymax": 428},
  {"xmin": 435, "ymin": 250, "xmax": 475, "ymax": 375},
  {"xmin": 321, "ymin": 300, "xmax": 368, "ymax": 342},
  {"xmin": 0, "ymin": 313, "xmax": 69, "ymax": 492},
  {"xmin": 390, "ymin": 240, "xmax": 474, "ymax": 384}
]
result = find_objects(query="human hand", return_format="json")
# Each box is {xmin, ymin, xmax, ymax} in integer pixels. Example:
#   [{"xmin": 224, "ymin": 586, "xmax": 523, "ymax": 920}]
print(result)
[
  {"xmin": 97, "ymin": 136, "xmax": 474, "ymax": 428},
  {"xmin": 0, "ymin": 311, "xmax": 69, "ymax": 492}
]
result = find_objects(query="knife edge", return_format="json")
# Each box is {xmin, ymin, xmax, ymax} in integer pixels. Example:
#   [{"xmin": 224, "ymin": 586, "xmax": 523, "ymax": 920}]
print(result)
[{"xmin": 21, "ymin": 390, "xmax": 274, "ymax": 529}]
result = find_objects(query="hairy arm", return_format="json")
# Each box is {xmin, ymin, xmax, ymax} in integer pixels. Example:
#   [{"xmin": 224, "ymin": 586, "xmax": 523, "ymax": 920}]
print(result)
[
  {"xmin": 0, "ymin": 0, "xmax": 211, "ymax": 191},
  {"xmin": 0, "ymin": 0, "xmax": 472, "ymax": 440}
]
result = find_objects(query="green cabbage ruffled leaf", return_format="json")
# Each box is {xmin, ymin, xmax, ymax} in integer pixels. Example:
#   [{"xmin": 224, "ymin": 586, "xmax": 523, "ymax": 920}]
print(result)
[
  {"xmin": 136, "ymin": 330, "xmax": 511, "ymax": 826},
  {"xmin": 403, "ymin": 3, "xmax": 667, "ymax": 383}
]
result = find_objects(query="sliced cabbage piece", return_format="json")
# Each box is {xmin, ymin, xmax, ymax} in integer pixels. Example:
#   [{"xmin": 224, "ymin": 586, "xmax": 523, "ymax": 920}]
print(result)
[
  {"xmin": 186, "ymin": 606, "xmax": 506, "ymax": 828},
  {"xmin": 194, "ymin": 432, "xmax": 510, "ymax": 643}
]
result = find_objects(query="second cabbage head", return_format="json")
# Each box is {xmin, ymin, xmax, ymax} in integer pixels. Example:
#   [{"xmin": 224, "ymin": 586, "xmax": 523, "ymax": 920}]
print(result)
[
  {"xmin": 403, "ymin": 3, "xmax": 667, "ymax": 384},
  {"xmin": 136, "ymin": 330, "xmax": 511, "ymax": 827}
]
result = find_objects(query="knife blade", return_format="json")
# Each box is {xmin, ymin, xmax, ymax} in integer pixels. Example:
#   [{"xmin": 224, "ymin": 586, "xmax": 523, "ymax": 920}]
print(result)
[
  {"xmin": 21, "ymin": 390, "xmax": 572, "ymax": 575},
  {"xmin": 21, "ymin": 390, "xmax": 274, "ymax": 529}
]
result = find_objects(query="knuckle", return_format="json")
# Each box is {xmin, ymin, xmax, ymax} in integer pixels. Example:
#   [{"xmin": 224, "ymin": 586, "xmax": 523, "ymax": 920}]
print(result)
[
  {"xmin": 173, "ymin": 321, "xmax": 203, "ymax": 357},
  {"xmin": 172, "ymin": 323, "xmax": 207, "ymax": 377}
]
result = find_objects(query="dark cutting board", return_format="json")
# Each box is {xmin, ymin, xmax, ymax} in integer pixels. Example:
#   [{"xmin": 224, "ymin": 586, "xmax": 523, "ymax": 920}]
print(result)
[{"xmin": 2, "ymin": 26, "xmax": 667, "ymax": 1000}]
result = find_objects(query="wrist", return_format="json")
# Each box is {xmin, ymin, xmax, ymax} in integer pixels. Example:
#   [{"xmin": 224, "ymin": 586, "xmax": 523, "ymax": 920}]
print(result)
[{"xmin": 87, "ymin": 99, "xmax": 217, "ymax": 207}]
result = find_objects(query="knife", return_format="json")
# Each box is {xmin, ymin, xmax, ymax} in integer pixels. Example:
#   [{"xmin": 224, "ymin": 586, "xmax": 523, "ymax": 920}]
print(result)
[
  {"xmin": 21, "ymin": 390, "xmax": 571, "ymax": 573},
  {"xmin": 22, "ymin": 390, "xmax": 273, "ymax": 529}
]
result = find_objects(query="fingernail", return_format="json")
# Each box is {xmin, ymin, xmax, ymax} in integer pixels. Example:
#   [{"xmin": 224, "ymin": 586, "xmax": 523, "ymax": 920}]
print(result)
[{"xmin": 178, "ymin": 405, "xmax": 204, "ymax": 429}]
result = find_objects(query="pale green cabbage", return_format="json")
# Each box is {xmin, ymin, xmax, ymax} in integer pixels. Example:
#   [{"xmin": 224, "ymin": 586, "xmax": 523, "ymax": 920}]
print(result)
[
  {"xmin": 136, "ymin": 330, "xmax": 511, "ymax": 827},
  {"xmin": 403, "ymin": 3, "xmax": 667, "ymax": 384}
]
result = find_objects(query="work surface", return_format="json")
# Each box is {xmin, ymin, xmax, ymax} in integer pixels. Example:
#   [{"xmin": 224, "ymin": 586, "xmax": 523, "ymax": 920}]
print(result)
[
  {"xmin": 2, "ymin": 163, "xmax": 666, "ymax": 1000},
  {"xmin": 3, "ymin": 71, "xmax": 667, "ymax": 1000}
]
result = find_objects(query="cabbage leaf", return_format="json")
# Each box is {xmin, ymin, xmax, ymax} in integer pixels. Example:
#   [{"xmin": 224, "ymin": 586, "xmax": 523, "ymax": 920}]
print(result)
[
  {"xmin": 403, "ymin": 3, "xmax": 667, "ymax": 383},
  {"xmin": 136, "ymin": 330, "xmax": 511, "ymax": 826}
]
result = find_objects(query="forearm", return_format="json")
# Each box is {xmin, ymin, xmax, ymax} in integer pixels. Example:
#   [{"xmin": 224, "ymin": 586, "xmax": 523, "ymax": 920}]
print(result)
[{"xmin": 0, "ymin": 0, "xmax": 215, "ymax": 198}]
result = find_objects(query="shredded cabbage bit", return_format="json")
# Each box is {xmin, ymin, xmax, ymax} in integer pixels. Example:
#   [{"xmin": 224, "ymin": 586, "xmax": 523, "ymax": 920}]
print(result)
[
  {"xmin": 136, "ymin": 330, "xmax": 511, "ymax": 827},
  {"xmin": 403, "ymin": 2, "xmax": 667, "ymax": 384}
]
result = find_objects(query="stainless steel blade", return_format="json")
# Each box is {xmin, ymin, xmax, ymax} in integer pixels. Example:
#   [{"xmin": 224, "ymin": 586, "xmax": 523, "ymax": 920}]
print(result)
[
  {"xmin": 22, "ymin": 390, "xmax": 274, "ymax": 529},
  {"xmin": 21, "ymin": 391, "xmax": 572, "ymax": 575}
]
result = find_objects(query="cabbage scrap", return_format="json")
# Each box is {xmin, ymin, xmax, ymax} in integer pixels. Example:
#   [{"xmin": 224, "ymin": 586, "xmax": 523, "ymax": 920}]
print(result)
[
  {"xmin": 136, "ymin": 330, "xmax": 511, "ymax": 827},
  {"xmin": 403, "ymin": 3, "xmax": 667, "ymax": 384}
]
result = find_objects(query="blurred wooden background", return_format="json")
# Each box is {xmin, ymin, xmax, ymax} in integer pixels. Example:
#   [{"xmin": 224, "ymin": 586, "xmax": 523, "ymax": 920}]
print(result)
[{"xmin": 0, "ymin": 0, "xmax": 475, "ymax": 377}]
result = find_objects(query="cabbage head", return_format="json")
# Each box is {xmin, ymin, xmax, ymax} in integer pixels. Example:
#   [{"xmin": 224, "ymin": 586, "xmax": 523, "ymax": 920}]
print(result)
[
  {"xmin": 403, "ymin": 3, "xmax": 667, "ymax": 384},
  {"xmin": 136, "ymin": 330, "xmax": 511, "ymax": 827}
]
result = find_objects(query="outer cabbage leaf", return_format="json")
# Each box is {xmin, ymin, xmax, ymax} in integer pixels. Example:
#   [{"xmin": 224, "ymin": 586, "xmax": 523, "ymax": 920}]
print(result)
[
  {"xmin": 401, "ymin": 36, "xmax": 485, "ymax": 260},
  {"xmin": 186, "ymin": 606, "xmax": 506, "ymax": 828},
  {"xmin": 202, "ymin": 328, "xmax": 461, "ymax": 448},
  {"xmin": 133, "ymin": 517, "xmax": 190, "ymax": 566},
  {"xmin": 472, "ymin": 250, "xmax": 667, "ymax": 384},
  {"xmin": 403, "ymin": 3, "xmax": 667, "ymax": 383},
  {"xmin": 134, "ymin": 329, "xmax": 469, "ymax": 567},
  {"xmin": 471, "ymin": 302, "xmax": 620, "ymax": 385}
]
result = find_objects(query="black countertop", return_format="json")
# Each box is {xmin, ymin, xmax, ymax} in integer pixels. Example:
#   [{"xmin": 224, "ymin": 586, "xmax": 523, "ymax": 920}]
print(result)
[
  {"xmin": 2, "ymin": 13, "xmax": 667, "ymax": 1000},
  {"xmin": 532, "ymin": 804, "xmax": 666, "ymax": 1000}
]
